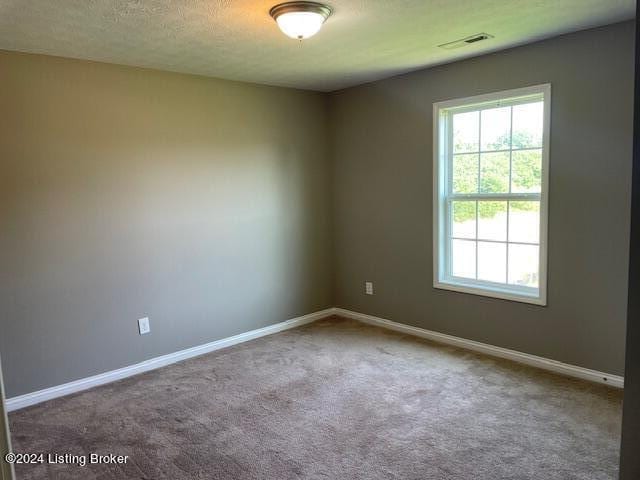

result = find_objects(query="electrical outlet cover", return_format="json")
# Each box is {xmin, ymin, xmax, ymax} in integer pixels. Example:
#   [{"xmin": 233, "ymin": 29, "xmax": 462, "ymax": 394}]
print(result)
[{"xmin": 138, "ymin": 317, "xmax": 150, "ymax": 335}]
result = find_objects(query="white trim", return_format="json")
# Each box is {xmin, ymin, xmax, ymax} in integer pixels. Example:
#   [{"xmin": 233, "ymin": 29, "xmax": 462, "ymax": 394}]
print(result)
[
  {"xmin": 5, "ymin": 308, "xmax": 336, "ymax": 412},
  {"xmin": 538, "ymin": 83, "xmax": 551, "ymax": 306},
  {"xmin": 334, "ymin": 308, "xmax": 624, "ymax": 388},
  {"xmin": 433, "ymin": 84, "xmax": 550, "ymax": 111},
  {"xmin": 433, "ymin": 84, "xmax": 551, "ymax": 306},
  {"xmin": 433, "ymin": 279, "xmax": 545, "ymax": 305},
  {"xmin": 6, "ymin": 306, "xmax": 623, "ymax": 412}
]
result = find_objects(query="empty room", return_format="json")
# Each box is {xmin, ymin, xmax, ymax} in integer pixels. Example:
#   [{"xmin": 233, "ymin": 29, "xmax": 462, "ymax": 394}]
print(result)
[{"xmin": 2, "ymin": 1, "xmax": 640, "ymax": 479}]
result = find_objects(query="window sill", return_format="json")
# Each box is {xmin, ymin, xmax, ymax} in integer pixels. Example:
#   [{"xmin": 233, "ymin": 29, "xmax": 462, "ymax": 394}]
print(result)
[{"xmin": 434, "ymin": 279, "xmax": 547, "ymax": 306}]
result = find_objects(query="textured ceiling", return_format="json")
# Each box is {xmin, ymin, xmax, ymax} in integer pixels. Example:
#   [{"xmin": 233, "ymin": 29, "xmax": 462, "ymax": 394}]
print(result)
[{"xmin": 0, "ymin": 0, "xmax": 635, "ymax": 91}]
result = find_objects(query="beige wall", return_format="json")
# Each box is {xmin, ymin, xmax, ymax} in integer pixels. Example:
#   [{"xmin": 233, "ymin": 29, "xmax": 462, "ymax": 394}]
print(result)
[
  {"xmin": 329, "ymin": 21, "xmax": 634, "ymax": 375},
  {"xmin": 0, "ymin": 51, "xmax": 332, "ymax": 397}
]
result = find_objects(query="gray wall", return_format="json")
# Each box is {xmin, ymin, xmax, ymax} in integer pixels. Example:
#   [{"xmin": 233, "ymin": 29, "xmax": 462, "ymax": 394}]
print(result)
[
  {"xmin": 0, "ymin": 51, "xmax": 332, "ymax": 397},
  {"xmin": 329, "ymin": 21, "xmax": 634, "ymax": 376},
  {"xmin": 620, "ymin": 7, "xmax": 640, "ymax": 479}
]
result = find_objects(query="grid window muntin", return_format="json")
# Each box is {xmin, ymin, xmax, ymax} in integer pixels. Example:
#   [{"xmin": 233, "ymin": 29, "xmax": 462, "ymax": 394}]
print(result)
[{"xmin": 433, "ymin": 85, "xmax": 550, "ymax": 305}]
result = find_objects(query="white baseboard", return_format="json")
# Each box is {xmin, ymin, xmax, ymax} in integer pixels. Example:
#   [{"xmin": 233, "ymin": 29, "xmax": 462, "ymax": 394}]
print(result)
[
  {"xmin": 6, "ymin": 308, "xmax": 335, "ymax": 412},
  {"xmin": 6, "ymin": 306, "xmax": 623, "ymax": 412},
  {"xmin": 335, "ymin": 308, "xmax": 624, "ymax": 389}
]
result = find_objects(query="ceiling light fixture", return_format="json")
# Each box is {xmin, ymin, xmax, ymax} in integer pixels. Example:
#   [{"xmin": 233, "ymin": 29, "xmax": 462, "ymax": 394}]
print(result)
[{"xmin": 269, "ymin": 2, "xmax": 332, "ymax": 40}]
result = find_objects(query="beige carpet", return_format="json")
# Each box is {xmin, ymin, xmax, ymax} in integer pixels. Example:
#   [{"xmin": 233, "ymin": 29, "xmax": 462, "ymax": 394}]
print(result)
[{"xmin": 9, "ymin": 316, "xmax": 622, "ymax": 479}]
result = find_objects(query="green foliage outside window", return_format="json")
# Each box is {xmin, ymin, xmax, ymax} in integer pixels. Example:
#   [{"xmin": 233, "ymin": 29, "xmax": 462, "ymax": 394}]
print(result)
[{"xmin": 452, "ymin": 132, "xmax": 540, "ymax": 224}]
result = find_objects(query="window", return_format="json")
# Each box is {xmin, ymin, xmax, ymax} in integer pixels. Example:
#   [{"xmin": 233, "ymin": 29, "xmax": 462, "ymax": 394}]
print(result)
[{"xmin": 433, "ymin": 85, "xmax": 550, "ymax": 305}]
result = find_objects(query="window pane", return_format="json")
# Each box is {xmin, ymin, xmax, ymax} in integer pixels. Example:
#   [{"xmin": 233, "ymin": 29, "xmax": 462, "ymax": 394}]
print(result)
[
  {"xmin": 452, "ymin": 201, "xmax": 476, "ymax": 239},
  {"xmin": 452, "ymin": 239, "xmax": 476, "ymax": 279},
  {"xmin": 511, "ymin": 150, "xmax": 542, "ymax": 193},
  {"xmin": 512, "ymin": 102, "xmax": 543, "ymax": 148},
  {"xmin": 508, "ymin": 244, "xmax": 539, "ymax": 287},
  {"xmin": 478, "ymin": 242, "xmax": 506, "ymax": 283},
  {"xmin": 478, "ymin": 201, "xmax": 507, "ymax": 241},
  {"xmin": 481, "ymin": 106, "xmax": 511, "ymax": 151},
  {"xmin": 453, "ymin": 154, "xmax": 479, "ymax": 193},
  {"xmin": 480, "ymin": 152, "xmax": 510, "ymax": 193},
  {"xmin": 509, "ymin": 201, "xmax": 540, "ymax": 244},
  {"xmin": 453, "ymin": 111, "xmax": 479, "ymax": 153}
]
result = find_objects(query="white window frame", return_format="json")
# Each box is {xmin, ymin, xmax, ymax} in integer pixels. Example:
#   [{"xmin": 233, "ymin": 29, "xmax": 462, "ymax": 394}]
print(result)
[{"xmin": 433, "ymin": 84, "xmax": 550, "ymax": 306}]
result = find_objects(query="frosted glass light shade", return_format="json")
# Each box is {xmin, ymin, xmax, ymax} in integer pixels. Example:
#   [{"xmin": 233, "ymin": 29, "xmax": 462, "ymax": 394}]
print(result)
[
  {"xmin": 270, "ymin": 2, "xmax": 332, "ymax": 40},
  {"xmin": 276, "ymin": 11, "xmax": 325, "ymax": 39}
]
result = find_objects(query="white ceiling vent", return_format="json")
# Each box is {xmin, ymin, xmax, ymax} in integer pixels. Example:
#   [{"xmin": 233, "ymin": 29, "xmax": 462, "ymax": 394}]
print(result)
[{"xmin": 438, "ymin": 33, "xmax": 494, "ymax": 50}]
